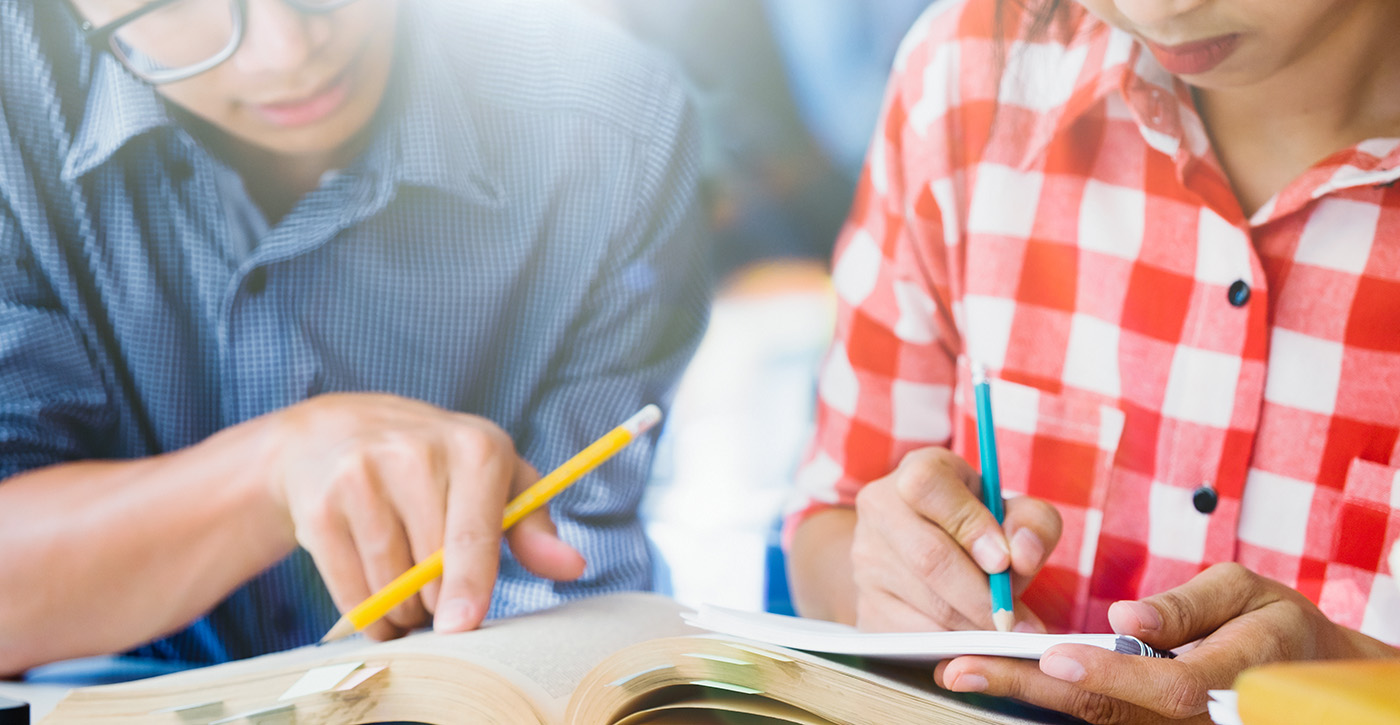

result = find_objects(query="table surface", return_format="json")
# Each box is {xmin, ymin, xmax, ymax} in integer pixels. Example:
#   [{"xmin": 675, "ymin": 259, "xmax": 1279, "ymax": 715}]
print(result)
[{"xmin": 0, "ymin": 681, "xmax": 67, "ymax": 722}]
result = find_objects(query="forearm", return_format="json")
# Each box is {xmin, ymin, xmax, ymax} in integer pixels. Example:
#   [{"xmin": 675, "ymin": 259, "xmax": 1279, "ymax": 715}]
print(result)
[
  {"xmin": 786, "ymin": 507, "xmax": 858, "ymax": 625},
  {"xmin": 0, "ymin": 418, "xmax": 293, "ymax": 674}
]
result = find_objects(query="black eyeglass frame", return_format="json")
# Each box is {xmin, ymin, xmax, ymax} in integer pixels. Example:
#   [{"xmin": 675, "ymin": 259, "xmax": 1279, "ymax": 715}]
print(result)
[{"xmin": 64, "ymin": 0, "xmax": 360, "ymax": 85}]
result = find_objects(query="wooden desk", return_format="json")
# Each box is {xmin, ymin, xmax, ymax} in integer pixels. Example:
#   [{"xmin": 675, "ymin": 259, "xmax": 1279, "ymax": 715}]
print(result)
[{"xmin": 0, "ymin": 681, "xmax": 67, "ymax": 722}]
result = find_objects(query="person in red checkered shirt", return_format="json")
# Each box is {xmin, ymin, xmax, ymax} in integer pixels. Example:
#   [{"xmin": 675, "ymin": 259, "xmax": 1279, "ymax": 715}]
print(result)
[{"xmin": 784, "ymin": 0, "xmax": 1400, "ymax": 721}]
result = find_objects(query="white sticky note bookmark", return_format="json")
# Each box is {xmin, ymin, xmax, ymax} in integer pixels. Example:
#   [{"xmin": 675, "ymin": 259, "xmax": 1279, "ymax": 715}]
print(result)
[
  {"xmin": 277, "ymin": 661, "xmax": 364, "ymax": 701},
  {"xmin": 334, "ymin": 664, "xmax": 387, "ymax": 692}
]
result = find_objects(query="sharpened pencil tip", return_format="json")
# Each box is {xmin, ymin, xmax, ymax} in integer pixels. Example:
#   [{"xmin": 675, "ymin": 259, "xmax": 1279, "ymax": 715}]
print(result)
[
  {"xmin": 992, "ymin": 610, "xmax": 1015, "ymax": 633},
  {"xmin": 319, "ymin": 617, "xmax": 356, "ymax": 645}
]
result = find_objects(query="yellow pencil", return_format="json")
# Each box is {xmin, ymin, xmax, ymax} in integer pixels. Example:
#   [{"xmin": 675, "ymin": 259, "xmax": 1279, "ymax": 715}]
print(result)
[{"xmin": 319, "ymin": 404, "xmax": 664, "ymax": 643}]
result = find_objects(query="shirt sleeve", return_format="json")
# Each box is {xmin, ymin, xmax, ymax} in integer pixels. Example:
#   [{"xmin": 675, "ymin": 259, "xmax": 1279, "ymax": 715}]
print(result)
[
  {"xmin": 0, "ymin": 200, "xmax": 113, "ymax": 480},
  {"xmin": 783, "ymin": 11, "xmax": 969, "ymax": 541},
  {"xmin": 508, "ymin": 78, "xmax": 713, "ymax": 595}
]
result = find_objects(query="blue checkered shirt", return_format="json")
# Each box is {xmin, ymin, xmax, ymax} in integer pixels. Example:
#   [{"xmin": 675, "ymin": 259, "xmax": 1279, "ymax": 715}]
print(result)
[{"xmin": 0, "ymin": 0, "xmax": 709, "ymax": 665}]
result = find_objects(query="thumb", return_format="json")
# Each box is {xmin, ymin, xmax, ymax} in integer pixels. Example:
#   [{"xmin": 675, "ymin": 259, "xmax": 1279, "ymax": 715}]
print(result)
[
  {"xmin": 1108, "ymin": 563, "xmax": 1267, "ymax": 649},
  {"xmin": 1001, "ymin": 495, "xmax": 1061, "ymax": 581},
  {"xmin": 505, "ymin": 508, "xmax": 587, "ymax": 582}
]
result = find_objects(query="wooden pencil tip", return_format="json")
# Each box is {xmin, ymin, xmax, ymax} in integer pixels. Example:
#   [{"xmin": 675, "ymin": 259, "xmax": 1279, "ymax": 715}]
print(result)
[
  {"xmin": 992, "ymin": 610, "xmax": 1015, "ymax": 633},
  {"xmin": 319, "ymin": 618, "xmax": 356, "ymax": 645}
]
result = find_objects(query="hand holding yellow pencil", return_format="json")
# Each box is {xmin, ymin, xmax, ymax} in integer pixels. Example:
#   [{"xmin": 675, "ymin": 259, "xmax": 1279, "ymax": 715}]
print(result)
[{"xmin": 320, "ymin": 404, "xmax": 663, "ymax": 643}]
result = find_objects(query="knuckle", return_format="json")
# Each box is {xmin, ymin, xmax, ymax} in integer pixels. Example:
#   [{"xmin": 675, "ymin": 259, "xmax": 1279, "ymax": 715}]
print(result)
[
  {"xmin": 447, "ymin": 526, "xmax": 500, "ymax": 555},
  {"xmin": 1028, "ymin": 497, "xmax": 1063, "ymax": 535},
  {"xmin": 1068, "ymin": 691, "xmax": 1133, "ymax": 725},
  {"xmin": 939, "ymin": 499, "xmax": 992, "ymax": 544},
  {"xmin": 447, "ymin": 426, "xmax": 510, "ymax": 465},
  {"xmin": 1210, "ymin": 562, "xmax": 1253, "ymax": 587},
  {"xmin": 358, "ymin": 524, "xmax": 401, "ymax": 561},
  {"xmin": 382, "ymin": 438, "xmax": 433, "ymax": 473},
  {"xmin": 892, "ymin": 448, "xmax": 948, "ymax": 497},
  {"xmin": 298, "ymin": 492, "xmax": 340, "ymax": 535},
  {"xmin": 853, "ymin": 479, "xmax": 889, "ymax": 514},
  {"xmin": 1153, "ymin": 587, "xmax": 1198, "ymax": 625},
  {"xmin": 908, "ymin": 539, "xmax": 953, "ymax": 581},
  {"xmin": 1158, "ymin": 671, "xmax": 1208, "ymax": 720}
]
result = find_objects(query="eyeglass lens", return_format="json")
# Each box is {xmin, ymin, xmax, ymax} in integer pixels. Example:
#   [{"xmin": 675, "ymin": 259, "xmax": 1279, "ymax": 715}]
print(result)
[
  {"xmin": 106, "ymin": 0, "xmax": 241, "ymax": 81},
  {"xmin": 76, "ymin": 0, "xmax": 362, "ymax": 84}
]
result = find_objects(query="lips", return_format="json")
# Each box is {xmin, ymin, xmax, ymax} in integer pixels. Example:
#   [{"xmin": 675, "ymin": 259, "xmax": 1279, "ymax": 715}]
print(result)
[
  {"xmin": 1144, "ymin": 33, "xmax": 1241, "ymax": 75},
  {"xmin": 251, "ymin": 71, "xmax": 353, "ymax": 128}
]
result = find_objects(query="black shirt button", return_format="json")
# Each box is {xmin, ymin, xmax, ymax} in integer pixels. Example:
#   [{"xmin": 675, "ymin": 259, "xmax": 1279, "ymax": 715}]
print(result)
[
  {"xmin": 1192, "ymin": 485, "xmax": 1219, "ymax": 514},
  {"xmin": 1228, "ymin": 280, "xmax": 1251, "ymax": 307},
  {"xmin": 168, "ymin": 159, "xmax": 194, "ymax": 184},
  {"xmin": 245, "ymin": 268, "xmax": 268, "ymax": 296}
]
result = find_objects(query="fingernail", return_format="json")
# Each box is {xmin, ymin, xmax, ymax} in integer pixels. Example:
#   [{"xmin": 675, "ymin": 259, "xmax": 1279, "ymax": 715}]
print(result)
[
  {"xmin": 1124, "ymin": 600, "xmax": 1162, "ymax": 632},
  {"xmin": 1042, "ymin": 652, "xmax": 1085, "ymax": 683},
  {"xmin": 434, "ymin": 598, "xmax": 475, "ymax": 633},
  {"xmin": 950, "ymin": 673, "xmax": 988, "ymax": 693},
  {"xmin": 1014, "ymin": 621, "xmax": 1042, "ymax": 634},
  {"xmin": 971, "ymin": 534, "xmax": 1010, "ymax": 573},
  {"xmin": 1012, "ymin": 528, "xmax": 1045, "ymax": 570}
]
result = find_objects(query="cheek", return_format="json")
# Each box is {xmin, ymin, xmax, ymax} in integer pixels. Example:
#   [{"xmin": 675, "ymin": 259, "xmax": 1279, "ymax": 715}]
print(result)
[
  {"xmin": 154, "ymin": 72, "xmax": 244, "ymax": 129},
  {"xmin": 1067, "ymin": 0, "xmax": 1131, "ymax": 31},
  {"xmin": 332, "ymin": 0, "xmax": 399, "ymax": 50}
]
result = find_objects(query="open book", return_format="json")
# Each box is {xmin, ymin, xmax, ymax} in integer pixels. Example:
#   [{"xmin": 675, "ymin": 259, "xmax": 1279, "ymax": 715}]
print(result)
[{"xmin": 40, "ymin": 593, "xmax": 1089, "ymax": 724}]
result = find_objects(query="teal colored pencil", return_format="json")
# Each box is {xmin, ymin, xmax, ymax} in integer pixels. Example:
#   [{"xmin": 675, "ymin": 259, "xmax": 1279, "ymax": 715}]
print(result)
[{"xmin": 972, "ymin": 363, "xmax": 1015, "ymax": 632}]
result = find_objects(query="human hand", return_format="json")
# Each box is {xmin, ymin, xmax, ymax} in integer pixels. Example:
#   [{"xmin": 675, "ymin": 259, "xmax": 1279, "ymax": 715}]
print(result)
[
  {"xmin": 933, "ymin": 563, "xmax": 1400, "ymax": 723},
  {"xmin": 849, "ymin": 447, "xmax": 1063, "ymax": 632},
  {"xmin": 261, "ymin": 393, "xmax": 586, "ymax": 641}
]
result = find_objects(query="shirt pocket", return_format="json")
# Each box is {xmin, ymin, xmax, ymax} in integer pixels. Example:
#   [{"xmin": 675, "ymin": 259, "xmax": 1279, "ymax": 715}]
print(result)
[
  {"xmin": 1315, "ymin": 458, "xmax": 1400, "ymax": 645},
  {"xmin": 953, "ymin": 360, "xmax": 1124, "ymax": 631}
]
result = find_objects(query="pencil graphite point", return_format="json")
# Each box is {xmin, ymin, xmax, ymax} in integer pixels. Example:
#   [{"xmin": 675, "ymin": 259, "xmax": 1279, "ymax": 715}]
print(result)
[{"xmin": 319, "ymin": 617, "xmax": 356, "ymax": 645}]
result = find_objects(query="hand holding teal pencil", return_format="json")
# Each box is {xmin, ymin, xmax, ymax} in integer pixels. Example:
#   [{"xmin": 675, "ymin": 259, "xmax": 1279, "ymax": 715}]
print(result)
[{"xmin": 847, "ymin": 446, "xmax": 1063, "ymax": 634}]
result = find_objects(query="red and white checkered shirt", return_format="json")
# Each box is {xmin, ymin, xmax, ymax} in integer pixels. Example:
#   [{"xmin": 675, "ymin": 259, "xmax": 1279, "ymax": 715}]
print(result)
[{"xmin": 788, "ymin": 0, "xmax": 1400, "ymax": 645}]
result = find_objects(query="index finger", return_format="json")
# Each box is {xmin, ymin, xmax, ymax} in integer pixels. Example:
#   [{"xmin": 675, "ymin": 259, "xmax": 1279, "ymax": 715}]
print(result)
[
  {"xmin": 435, "ymin": 424, "xmax": 517, "ymax": 633},
  {"xmin": 893, "ymin": 448, "xmax": 1010, "ymax": 575}
]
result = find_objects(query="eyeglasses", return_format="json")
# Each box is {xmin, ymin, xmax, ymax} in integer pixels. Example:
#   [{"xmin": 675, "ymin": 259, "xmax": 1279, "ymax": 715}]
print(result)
[{"xmin": 65, "ymin": 0, "xmax": 363, "ymax": 85}]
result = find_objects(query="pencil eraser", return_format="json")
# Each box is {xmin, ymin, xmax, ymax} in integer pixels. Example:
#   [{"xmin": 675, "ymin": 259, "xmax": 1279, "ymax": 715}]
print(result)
[{"xmin": 0, "ymin": 695, "xmax": 29, "ymax": 725}]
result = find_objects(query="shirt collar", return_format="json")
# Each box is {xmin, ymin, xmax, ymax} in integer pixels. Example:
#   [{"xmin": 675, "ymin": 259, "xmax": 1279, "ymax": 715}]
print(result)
[
  {"xmin": 1009, "ymin": 10, "xmax": 1400, "ymax": 223},
  {"xmin": 61, "ymin": 6, "xmax": 502, "ymax": 207},
  {"xmin": 1003, "ymin": 14, "xmax": 1201, "ymax": 171},
  {"xmin": 62, "ymin": 52, "xmax": 177, "ymax": 182}
]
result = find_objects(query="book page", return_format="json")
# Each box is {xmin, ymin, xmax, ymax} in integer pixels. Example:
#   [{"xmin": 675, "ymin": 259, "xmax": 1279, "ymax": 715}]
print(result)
[
  {"xmin": 572, "ymin": 635, "xmax": 1084, "ymax": 724},
  {"xmin": 40, "ymin": 593, "xmax": 698, "ymax": 725},
  {"xmin": 687, "ymin": 605, "xmax": 1164, "ymax": 664},
  {"xmin": 405, "ymin": 592, "xmax": 698, "ymax": 703}
]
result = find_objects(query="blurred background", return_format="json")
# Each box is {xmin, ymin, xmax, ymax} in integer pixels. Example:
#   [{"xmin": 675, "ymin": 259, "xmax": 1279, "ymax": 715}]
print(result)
[{"xmin": 566, "ymin": 0, "xmax": 935, "ymax": 615}]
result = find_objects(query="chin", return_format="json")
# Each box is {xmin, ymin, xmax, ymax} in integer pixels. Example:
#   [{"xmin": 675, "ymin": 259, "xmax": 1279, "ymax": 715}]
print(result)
[{"xmin": 237, "ymin": 100, "xmax": 380, "ymax": 159}]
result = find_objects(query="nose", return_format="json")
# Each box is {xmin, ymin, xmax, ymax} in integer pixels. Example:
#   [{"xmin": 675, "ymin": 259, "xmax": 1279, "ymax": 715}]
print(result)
[
  {"xmin": 1112, "ymin": 0, "xmax": 1210, "ymax": 29},
  {"xmin": 232, "ymin": 0, "xmax": 333, "ymax": 74}
]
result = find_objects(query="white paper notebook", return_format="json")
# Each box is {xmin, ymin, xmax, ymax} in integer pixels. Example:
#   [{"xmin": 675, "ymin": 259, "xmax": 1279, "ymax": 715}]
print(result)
[{"xmin": 685, "ymin": 605, "xmax": 1173, "ymax": 666}]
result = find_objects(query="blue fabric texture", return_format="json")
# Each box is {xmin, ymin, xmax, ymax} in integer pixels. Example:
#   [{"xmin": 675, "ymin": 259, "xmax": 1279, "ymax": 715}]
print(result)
[{"xmin": 0, "ymin": 0, "xmax": 710, "ymax": 665}]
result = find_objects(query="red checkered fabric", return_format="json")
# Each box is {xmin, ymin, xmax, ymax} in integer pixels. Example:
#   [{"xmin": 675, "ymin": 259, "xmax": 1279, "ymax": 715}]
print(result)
[{"xmin": 788, "ymin": 0, "xmax": 1400, "ymax": 645}]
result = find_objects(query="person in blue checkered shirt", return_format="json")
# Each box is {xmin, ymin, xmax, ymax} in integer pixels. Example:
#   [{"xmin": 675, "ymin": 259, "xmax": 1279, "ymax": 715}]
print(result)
[{"xmin": 0, "ymin": 0, "xmax": 710, "ymax": 674}]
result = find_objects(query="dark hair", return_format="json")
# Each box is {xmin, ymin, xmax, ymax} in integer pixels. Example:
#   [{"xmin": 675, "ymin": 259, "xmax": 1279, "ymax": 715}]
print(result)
[
  {"xmin": 997, "ymin": 0, "xmax": 1068, "ymax": 42},
  {"xmin": 992, "ymin": 0, "xmax": 1071, "ymax": 76},
  {"xmin": 988, "ymin": 0, "xmax": 1071, "ymax": 132}
]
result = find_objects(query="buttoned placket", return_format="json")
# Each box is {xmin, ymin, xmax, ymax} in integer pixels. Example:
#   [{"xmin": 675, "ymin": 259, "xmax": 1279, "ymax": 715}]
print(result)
[{"xmin": 1105, "ymin": 67, "xmax": 1268, "ymax": 577}]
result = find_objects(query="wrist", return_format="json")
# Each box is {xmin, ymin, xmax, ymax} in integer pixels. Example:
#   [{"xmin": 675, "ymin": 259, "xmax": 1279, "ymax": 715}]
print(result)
[{"xmin": 190, "ymin": 410, "xmax": 296, "ymax": 552}]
